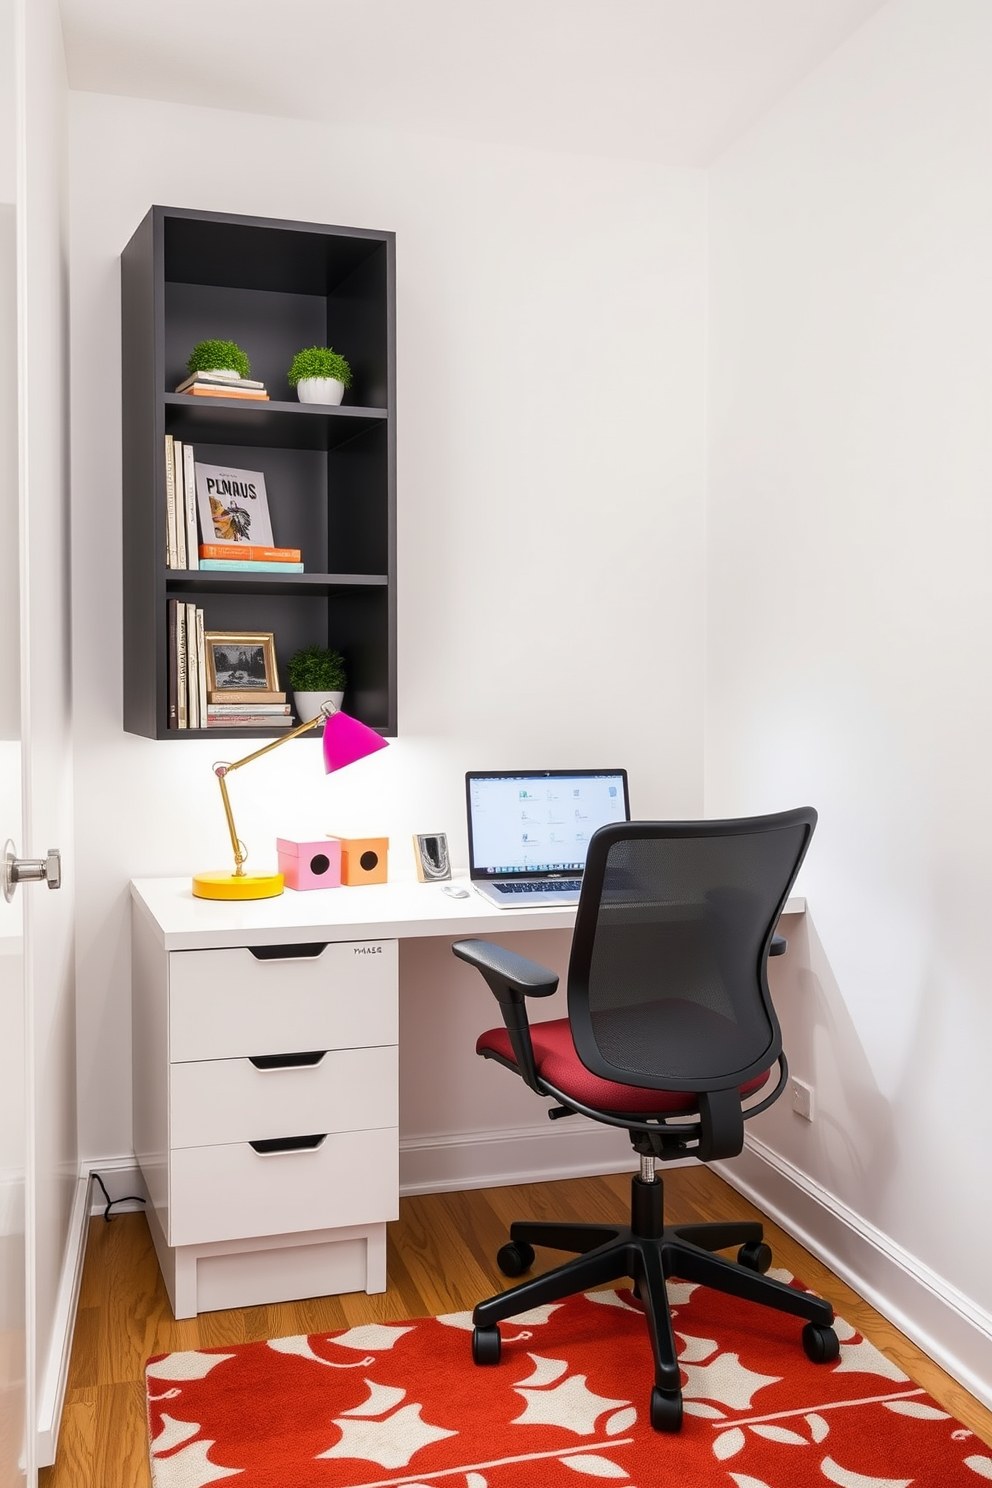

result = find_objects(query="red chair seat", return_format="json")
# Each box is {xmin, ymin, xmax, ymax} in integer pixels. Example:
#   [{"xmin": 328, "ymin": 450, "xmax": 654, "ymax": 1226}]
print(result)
[{"xmin": 477, "ymin": 1018, "xmax": 770, "ymax": 1115}]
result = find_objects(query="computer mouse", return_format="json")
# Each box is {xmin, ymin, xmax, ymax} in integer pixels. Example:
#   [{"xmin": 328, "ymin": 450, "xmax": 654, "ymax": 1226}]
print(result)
[{"xmin": 441, "ymin": 883, "xmax": 471, "ymax": 898}]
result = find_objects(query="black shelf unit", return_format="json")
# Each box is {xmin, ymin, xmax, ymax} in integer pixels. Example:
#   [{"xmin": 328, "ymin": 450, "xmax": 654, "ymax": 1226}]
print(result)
[{"xmin": 121, "ymin": 205, "xmax": 397, "ymax": 740}]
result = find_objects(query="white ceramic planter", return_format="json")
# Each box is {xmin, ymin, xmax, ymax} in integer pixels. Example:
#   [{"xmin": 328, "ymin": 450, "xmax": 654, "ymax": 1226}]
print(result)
[
  {"xmin": 294, "ymin": 691, "xmax": 344, "ymax": 723},
  {"xmin": 296, "ymin": 377, "xmax": 345, "ymax": 406}
]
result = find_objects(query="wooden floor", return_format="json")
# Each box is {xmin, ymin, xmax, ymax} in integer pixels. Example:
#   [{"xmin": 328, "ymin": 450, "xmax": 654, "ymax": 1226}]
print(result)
[{"xmin": 40, "ymin": 1166, "xmax": 992, "ymax": 1485}]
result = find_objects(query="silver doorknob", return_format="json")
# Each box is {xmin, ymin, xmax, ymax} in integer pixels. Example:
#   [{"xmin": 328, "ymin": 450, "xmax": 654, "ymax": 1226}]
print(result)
[{"xmin": 2, "ymin": 840, "xmax": 62, "ymax": 903}]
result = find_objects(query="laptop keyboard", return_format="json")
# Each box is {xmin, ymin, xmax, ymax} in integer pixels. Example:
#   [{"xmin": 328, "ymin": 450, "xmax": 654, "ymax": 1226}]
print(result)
[{"xmin": 494, "ymin": 880, "xmax": 582, "ymax": 894}]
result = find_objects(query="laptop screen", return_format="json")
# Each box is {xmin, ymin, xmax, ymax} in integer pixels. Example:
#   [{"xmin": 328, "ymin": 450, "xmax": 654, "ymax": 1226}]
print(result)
[{"xmin": 466, "ymin": 770, "xmax": 630, "ymax": 880}]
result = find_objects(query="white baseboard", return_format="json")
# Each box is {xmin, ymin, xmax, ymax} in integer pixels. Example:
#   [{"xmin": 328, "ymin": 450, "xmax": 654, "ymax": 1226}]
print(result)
[
  {"xmin": 35, "ymin": 1159, "xmax": 150, "ymax": 1466},
  {"xmin": 36, "ymin": 1172, "xmax": 90, "ymax": 1467},
  {"xmin": 715, "ymin": 1135, "xmax": 992, "ymax": 1415},
  {"xmin": 400, "ymin": 1119, "xmax": 640, "ymax": 1195}
]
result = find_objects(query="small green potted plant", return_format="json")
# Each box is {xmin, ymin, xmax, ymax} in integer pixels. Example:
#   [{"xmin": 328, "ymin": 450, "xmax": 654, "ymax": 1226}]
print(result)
[
  {"xmin": 187, "ymin": 338, "xmax": 252, "ymax": 381},
  {"xmin": 287, "ymin": 643, "xmax": 347, "ymax": 722},
  {"xmin": 287, "ymin": 345, "xmax": 352, "ymax": 406}
]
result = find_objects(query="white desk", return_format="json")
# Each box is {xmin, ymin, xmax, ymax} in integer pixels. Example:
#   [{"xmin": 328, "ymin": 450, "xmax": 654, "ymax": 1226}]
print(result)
[{"xmin": 130, "ymin": 877, "xmax": 805, "ymax": 1318}]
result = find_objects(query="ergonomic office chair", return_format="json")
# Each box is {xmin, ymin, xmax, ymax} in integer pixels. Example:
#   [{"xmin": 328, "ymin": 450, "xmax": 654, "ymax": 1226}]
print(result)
[{"xmin": 452, "ymin": 808, "xmax": 838, "ymax": 1433}]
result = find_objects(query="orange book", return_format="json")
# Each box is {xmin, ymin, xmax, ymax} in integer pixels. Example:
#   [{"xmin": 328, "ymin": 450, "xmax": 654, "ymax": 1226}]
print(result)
[
  {"xmin": 198, "ymin": 544, "xmax": 301, "ymax": 562},
  {"xmin": 184, "ymin": 386, "xmax": 270, "ymax": 400}
]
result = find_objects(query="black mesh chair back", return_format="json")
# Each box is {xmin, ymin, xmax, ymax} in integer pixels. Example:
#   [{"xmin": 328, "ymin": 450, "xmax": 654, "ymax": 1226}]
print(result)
[{"xmin": 567, "ymin": 809, "xmax": 816, "ymax": 1096}]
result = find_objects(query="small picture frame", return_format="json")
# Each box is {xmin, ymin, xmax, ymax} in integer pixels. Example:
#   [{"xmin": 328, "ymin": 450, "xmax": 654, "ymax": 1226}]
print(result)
[
  {"xmin": 413, "ymin": 833, "xmax": 451, "ymax": 882},
  {"xmin": 204, "ymin": 631, "xmax": 279, "ymax": 693}
]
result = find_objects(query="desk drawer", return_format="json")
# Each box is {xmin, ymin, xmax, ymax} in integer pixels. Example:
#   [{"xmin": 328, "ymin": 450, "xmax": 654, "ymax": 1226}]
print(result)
[
  {"xmin": 168, "ymin": 1125, "xmax": 398, "ymax": 1247},
  {"xmin": 169, "ymin": 941, "xmax": 398, "ymax": 1061},
  {"xmin": 169, "ymin": 1046, "xmax": 399, "ymax": 1149}
]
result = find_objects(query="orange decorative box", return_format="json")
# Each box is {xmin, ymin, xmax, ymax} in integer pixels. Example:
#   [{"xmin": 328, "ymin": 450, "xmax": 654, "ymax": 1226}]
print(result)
[
  {"xmin": 276, "ymin": 837, "xmax": 342, "ymax": 891},
  {"xmin": 328, "ymin": 836, "xmax": 389, "ymax": 885}
]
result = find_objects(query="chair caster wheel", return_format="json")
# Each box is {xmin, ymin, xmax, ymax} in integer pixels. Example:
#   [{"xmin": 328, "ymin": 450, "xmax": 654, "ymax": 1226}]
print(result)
[
  {"xmin": 802, "ymin": 1322, "xmax": 840, "ymax": 1364},
  {"xmin": 650, "ymin": 1386, "xmax": 683, "ymax": 1432},
  {"xmin": 497, "ymin": 1241, "xmax": 535, "ymax": 1277},
  {"xmin": 472, "ymin": 1325, "xmax": 502, "ymax": 1365},
  {"xmin": 737, "ymin": 1241, "xmax": 772, "ymax": 1273}
]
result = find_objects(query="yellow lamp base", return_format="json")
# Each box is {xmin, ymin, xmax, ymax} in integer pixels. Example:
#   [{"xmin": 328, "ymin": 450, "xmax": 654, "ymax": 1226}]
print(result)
[{"xmin": 192, "ymin": 870, "xmax": 285, "ymax": 900}]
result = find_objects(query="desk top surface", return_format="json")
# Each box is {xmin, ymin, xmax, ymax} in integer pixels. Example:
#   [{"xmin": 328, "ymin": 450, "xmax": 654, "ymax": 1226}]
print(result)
[{"xmin": 131, "ymin": 876, "xmax": 806, "ymax": 952}]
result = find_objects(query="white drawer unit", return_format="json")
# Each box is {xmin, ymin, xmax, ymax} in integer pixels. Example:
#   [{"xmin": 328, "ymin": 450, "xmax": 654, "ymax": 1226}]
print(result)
[{"xmin": 132, "ymin": 903, "xmax": 400, "ymax": 1319}]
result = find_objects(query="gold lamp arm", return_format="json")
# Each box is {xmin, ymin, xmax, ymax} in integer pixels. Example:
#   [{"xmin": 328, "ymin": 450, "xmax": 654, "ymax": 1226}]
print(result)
[{"xmin": 213, "ymin": 704, "xmax": 336, "ymax": 877}]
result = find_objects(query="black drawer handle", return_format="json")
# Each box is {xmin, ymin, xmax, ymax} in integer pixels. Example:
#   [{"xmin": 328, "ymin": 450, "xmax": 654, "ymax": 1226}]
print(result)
[
  {"xmin": 248, "ymin": 943, "xmax": 328, "ymax": 960},
  {"xmin": 249, "ymin": 1133, "xmax": 327, "ymax": 1155},
  {"xmin": 249, "ymin": 1051, "xmax": 326, "ymax": 1071}
]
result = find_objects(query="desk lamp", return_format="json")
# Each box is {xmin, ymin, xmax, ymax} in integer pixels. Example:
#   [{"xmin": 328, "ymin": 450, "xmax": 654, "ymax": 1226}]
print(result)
[{"xmin": 192, "ymin": 701, "xmax": 388, "ymax": 900}]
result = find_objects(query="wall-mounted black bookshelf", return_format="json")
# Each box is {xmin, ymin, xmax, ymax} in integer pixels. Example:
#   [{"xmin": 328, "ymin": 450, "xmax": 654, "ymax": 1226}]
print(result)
[{"xmin": 121, "ymin": 205, "xmax": 396, "ymax": 740}]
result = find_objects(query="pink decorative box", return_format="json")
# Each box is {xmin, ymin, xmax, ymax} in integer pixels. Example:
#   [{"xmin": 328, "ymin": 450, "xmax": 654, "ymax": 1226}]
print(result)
[{"xmin": 276, "ymin": 837, "xmax": 342, "ymax": 891}]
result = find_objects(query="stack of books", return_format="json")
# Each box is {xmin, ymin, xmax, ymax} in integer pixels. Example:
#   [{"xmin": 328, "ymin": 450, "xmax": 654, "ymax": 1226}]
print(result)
[
  {"xmin": 199, "ymin": 543, "xmax": 303, "ymax": 573},
  {"xmin": 167, "ymin": 600, "xmax": 207, "ymax": 729},
  {"xmin": 206, "ymin": 696, "xmax": 295, "ymax": 730},
  {"xmin": 164, "ymin": 434, "xmax": 198, "ymax": 570},
  {"xmin": 175, "ymin": 370, "xmax": 270, "ymax": 401}
]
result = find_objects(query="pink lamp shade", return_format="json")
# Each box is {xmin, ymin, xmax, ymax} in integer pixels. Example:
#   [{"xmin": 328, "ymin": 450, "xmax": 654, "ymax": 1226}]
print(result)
[{"xmin": 322, "ymin": 708, "xmax": 388, "ymax": 773}]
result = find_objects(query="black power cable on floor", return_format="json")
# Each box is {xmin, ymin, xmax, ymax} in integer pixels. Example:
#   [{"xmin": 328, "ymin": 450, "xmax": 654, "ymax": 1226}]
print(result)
[{"xmin": 91, "ymin": 1171, "xmax": 147, "ymax": 1223}]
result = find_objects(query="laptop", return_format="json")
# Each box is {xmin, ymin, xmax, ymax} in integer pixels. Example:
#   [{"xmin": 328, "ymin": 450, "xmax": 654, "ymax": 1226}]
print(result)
[{"xmin": 466, "ymin": 769, "xmax": 630, "ymax": 907}]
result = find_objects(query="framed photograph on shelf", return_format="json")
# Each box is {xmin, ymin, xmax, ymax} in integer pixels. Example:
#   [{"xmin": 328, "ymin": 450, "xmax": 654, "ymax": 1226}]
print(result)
[{"xmin": 204, "ymin": 631, "xmax": 280, "ymax": 694}]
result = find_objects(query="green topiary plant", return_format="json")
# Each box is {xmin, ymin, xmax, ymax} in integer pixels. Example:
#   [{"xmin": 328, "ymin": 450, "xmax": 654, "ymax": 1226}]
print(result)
[
  {"xmin": 287, "ymin": 346, "xmax": 353, "ymax": 388},
  {"xmin": 187, "ymin": 339, "xmax": 251, "ymax": 378},
  {"xmin": 287, "ymin": 644, "xmax": 347, "ymax": 692}
]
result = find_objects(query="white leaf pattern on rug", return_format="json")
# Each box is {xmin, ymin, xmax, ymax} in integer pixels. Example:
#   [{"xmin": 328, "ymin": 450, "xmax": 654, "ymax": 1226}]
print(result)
[
  {"xmin": 436, "ymin": 1305, "xmax": 561, "ymax": 1332},
  {"xmin": 147, "ymin": 1352, "xmax": 236, "ymax": 1380},
  {"xmin": 682, "ymin": 1401, "xmax": 727, "ymax": 1419},
  {"xmin": 513, "ymin": 1375, "xmax": 630, "ymax": 1435},
  {"xmin": 713, "ymin": 1427, "xmax": 746, "ymax": 1459},
  {"xmin": 728, "ymin": 1475, "xmax": 775, "ymax": 1488},
  {"xmin": 675, "ymin": 1331, "xmax": 718, "ymax": 1363},
  {"xmin": 325, "ymin": 1324, "xmax": 414, "ymax": 1352},
  {"xmin": 150, "ymin": 1414, "xmax": 201, "ymax": 1454},
  {"xmin": 584, "ymin": 1290, "xmax": 641, "ymax": 1313},
  {"xmin": 266, "ymin": 1335, "xmax": 373, "ymax": 1368},
  {"xmin": 682, "ymin": 1352, "xmax": 781, "ymax": 1408},
  {"xmin": 340, "ymin": 1379, "xmax": 408, "ymax": 1417},
  {"xmin": 605, "ymin": 1407, "xmax": 637, "ymax": 1435},
  {"xmin": 559, "ymin": 1453, "xmax": 629, "ymax": 1477},
  {"xmin": 820, "ymin": 1457, "xmax": 913, "ymax": 1487},
  {"xmin": 964, "ymin": 1458, "xmax": 992, "ymax": 1479},
  {"xmin": 149, "ymin": 1439, "xmax": 243, "ymax": 1486},
  {"xmin": 515, "ymin": 1353, "xmax": 569, "ymax": 1387},
  {"xmin": 466, "ymin": 1476, "xmax": 488, "ymax": 1487},
  {"xmin": 751, "ymin": 1423, "xmax": 808, "ymax": 1444},
  {"xmin": 806, "ymin": 1413, "xmax": 830, "ymax": 1442},
  {"xmin": 834, "ymin": 1337, "xmax": 910, "ymax": 1382},
  {"xmin": 881, "ymin": 1398, "xmax": 949, "ymax": 1419},
  {"xmin": 665, "ymin": 1281, "xmax": 699, "ymax": 1305},
  {"xmin": 317, "ymin": 1403, "xmax": 457, "ymax": 1467}
]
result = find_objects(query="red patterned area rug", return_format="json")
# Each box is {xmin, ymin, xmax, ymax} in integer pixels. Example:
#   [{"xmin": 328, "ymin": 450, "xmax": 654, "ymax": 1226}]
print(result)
[{"xmin": 145, "ymin": 1274, "xmax": 992, "ymax": 1488}]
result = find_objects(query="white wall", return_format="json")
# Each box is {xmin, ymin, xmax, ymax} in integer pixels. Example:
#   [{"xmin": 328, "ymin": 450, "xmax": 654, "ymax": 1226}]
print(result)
[
  {"xmin": 707, "ymin": 0, "xmax": 992, "ymax": 1388},
  {"xmin": 68, "ymin": 93, "xmax": 708, "ymax": 1167}
]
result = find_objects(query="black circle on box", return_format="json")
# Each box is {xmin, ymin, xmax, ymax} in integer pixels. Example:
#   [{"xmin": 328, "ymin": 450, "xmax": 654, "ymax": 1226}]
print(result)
[
  {"xmin": 309, "ymin": 854, "xmax": 331, "ymax": 876},
  {"xmin": 360, "ymin": 851, "xmax": 379, "ymax": 872}
]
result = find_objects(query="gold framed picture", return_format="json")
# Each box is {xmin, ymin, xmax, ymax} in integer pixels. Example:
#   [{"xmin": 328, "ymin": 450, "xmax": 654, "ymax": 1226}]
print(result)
[{"xmin": 204, "ymin": 631, "xmax": 280, "ymax": 694}]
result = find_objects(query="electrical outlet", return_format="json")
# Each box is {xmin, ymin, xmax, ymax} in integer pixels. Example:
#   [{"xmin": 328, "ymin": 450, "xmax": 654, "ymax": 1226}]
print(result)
[{"xmin": 791, "ymin": 1077, "xmax": 814, "ymax": 1122}]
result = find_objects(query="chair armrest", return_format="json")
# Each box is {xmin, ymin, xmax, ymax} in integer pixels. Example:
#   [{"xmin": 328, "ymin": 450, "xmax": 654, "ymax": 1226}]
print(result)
[
  {"xmin": 452, "ymin": 939, "xmax": 558, "ymax": 1094},
  {"xmin": 452, "ymin": 939, "xmax": 559, "ymax": 1004},
  {"xmin": 769, "ymin": 934, "xmax": 787, "ymax": 957}
]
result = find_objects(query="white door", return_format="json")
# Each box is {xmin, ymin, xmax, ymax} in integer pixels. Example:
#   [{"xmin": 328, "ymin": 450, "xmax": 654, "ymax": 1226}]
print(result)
[
  {"xmin": 2, "ymin": 1, "xmax": 75, "ymax": 1479},
  {"xmin": 0, "ymin": 0, "xmax": 27, "ymax": 1472}
]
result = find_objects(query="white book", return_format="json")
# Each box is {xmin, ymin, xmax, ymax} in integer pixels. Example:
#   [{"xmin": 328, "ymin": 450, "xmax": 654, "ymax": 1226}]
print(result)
[
  {"xmin": 164, "ymin": 434, "xmax": 179, "ymax": 569},
  {"xmin": 185, "ymin": 603, "xmax": 199, "ymax": 728},
  {"xmin": 174, "ymin": 441, "xmax": 187, "ymax": 570},
  {"xmin": 182, "ymin": 443, "xmax": 198, "ymax": 571},
  {"xmin": 194, "ymin": 461, "xmax": 274, "ymax": 548},
  {"xmin": 195, "ymin": 609, "xmax": 208, "ymax": 727},
  {"xmin": 175, "ymin": 601, "xmax": 187, "ymax": 728},
  {"xmin": 175, "ymin": 371, "xmax": 268, "ymax": 393}
]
